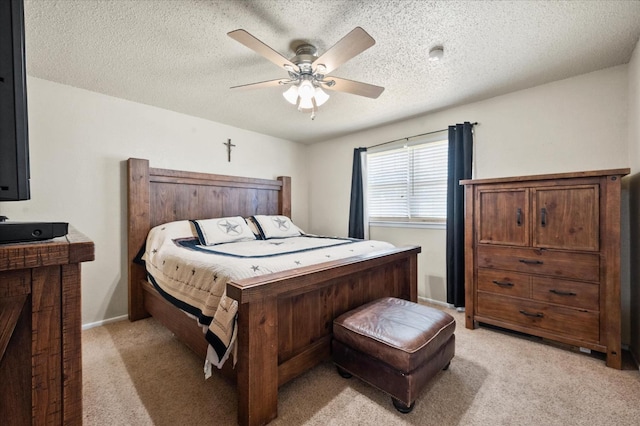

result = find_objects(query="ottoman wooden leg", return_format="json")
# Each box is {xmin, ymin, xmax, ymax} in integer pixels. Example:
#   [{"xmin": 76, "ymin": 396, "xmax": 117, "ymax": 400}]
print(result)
[
  {"xmin": 336, "ymin": 366, "xmax": 352, "ymax": 379},
  {"xmin": 392, "ymin": 398, "xmax": 415, "ymax": 414}
]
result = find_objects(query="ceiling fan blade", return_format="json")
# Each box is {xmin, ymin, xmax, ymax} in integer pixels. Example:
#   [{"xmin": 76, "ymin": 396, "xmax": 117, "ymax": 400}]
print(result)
[
  {"xmin": 230, "ymin": 79, "xmax": 285, "ymax": 91},
  {"xmin": 228, "ymin": 29, "xmax": 296, "ymax": 71},
  {"xmin": 324, "ymin": 77, "xmax": 384, "ymax": 99},
  {"xmin": 313, "ymin": 27, "xmax": 375, "ymax": 74}
]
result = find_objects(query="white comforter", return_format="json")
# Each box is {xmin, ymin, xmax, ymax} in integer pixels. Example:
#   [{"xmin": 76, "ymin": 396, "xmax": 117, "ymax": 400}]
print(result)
[{"xmin": 142, "ymin": 220, "xmax": 395, "ymax": 369}]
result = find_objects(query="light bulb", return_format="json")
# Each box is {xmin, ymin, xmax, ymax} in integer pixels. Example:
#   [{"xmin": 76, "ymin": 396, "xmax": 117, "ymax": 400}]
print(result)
[
  {"xmin": 298, "ymin": 80, "xmax": 314, "ymax": 100},
  {"xmin": 298, "ymin": 96, "xmax": 313, "ymax": 110},
  {"xmin": 282, "ymin": 85, "xmax": 298, "ymax": 104},
  {"xmin": 314, "ymin": 87, "xmax": 329, "ymax": 106}
]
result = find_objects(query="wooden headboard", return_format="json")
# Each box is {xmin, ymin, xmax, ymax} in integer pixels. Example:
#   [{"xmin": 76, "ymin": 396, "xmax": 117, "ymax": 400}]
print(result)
[{"xmin": 126, "ymin": 158, "xmax": 291, "ymax": 320}]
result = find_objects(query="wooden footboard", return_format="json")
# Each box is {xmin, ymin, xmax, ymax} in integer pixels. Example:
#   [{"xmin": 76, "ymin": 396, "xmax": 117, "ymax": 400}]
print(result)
[
  {"xmin": 230, "ymin": 246, "xmax": 419, "ymax": 426},
  {"xmin": 127, "ymin": 158, "xmax": 420, "ymax": 426},
  {"xmin": 139, "ymin": 245, "xmax": 420, "ymax": 425}
]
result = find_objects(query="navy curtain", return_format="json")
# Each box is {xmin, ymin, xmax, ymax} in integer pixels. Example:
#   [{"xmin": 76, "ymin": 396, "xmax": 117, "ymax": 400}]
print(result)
[
  {"xmin": 348, "ymin": 147, "xmax": 367, "ymax": 239},
  {"xmin": 446, "ymin": 122, "xmax": 473, "ymax": 307}
]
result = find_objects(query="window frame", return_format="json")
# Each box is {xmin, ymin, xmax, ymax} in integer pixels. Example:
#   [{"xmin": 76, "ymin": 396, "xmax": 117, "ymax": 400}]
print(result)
[{"xmin": 366, "ymin": 133, "xmax": 448, "ymax": 230}]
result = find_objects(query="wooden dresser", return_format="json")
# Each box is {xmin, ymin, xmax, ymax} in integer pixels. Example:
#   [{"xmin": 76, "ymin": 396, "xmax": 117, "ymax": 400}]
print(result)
[
  {"xmin": 0, "ymin": 228, "xmax": 94, "ymax": 425},
  {"xmin": 461, "ymin": 169, "xmax": 629, "ymax": 369}
]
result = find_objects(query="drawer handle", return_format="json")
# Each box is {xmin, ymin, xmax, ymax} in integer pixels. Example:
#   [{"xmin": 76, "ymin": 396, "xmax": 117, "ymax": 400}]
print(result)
[
  {"xmin": 492, "ymin": 280, "xmax": 514, "ymax": 287},
  {"xmin": 518, "ymin": 259, "xmax": 543, "ymax": 265},
  {"xmin": 540, "ymin": 208, "xmax": 547, "ymax": 227},
  {"xmin": 519, "ymin": 310, "xmax": 544, "ymax": 318},
  {"xmin": 516, "ymin": 208, "xmax": 522, "ymax": 226},
  {"xmin": 549, "ymin": 289, "xmax": 577, "ymax": 296}
]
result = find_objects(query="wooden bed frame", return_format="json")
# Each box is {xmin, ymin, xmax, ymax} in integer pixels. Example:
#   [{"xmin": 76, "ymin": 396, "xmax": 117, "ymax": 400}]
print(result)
[{"xmin": 127, "ymin": 158, "xmax": 421, "ymax": 426}]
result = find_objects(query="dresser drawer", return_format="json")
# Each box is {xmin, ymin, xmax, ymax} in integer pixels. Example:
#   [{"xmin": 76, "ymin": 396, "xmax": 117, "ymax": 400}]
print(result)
[
  {"xmin": 532, "ymin": 277, "xmax": 599, "ymax": 311},
  {"xmin": 477, "ymin": 245, "xmax": 599, "ymax": 282},
  {"xmin": 477, "ymin": 269, "xmax": 530, "ymax": 298},
  {"xmin": 477, "ymin": 292, "xmax": 599, "ymax": 342}
]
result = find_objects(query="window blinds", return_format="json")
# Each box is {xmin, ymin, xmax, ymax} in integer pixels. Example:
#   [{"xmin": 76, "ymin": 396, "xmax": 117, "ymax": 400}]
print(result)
[{"xmin": 368, "ymin": 140, "xmax": 448, "ymax": 222}]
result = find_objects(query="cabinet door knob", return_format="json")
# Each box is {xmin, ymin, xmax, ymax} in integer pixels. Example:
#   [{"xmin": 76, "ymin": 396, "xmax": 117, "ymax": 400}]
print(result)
[
  {"xmin": 540, "ymin": 207, "xmax": 547, "ymax": 227},
  {"xmin": 516, "ymin": 208, "xmax": 522, "ymax": 226}
]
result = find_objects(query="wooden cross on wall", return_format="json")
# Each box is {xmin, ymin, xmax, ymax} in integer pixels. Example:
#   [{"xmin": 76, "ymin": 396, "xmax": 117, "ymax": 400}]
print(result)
[{"xmin": 223, "ymin": 139, "xmax": 236, "ymax": 162}]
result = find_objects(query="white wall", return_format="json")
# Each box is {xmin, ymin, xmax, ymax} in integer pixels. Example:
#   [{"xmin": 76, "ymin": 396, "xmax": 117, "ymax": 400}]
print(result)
[
  {"xmin": 0, "ymin": 77, "xmax": 308, "ymax": 327},
  {"xmin": 307, "ymin": 66, "xmax": 630, "ymax": 330},
  {"xmin": 2, "ymin": 60, "xmax": 634, "ymax": 337},
  {"xmin": 308, "ymin": 65, "xmax": 629, "ymax": 236},
  {"xmin": 627, "ymin": 36, "xmax": 640, "ymax": 361},
  {"xmin": 370, "ymin": 226, "xmax": 448, "ymax": 303}
]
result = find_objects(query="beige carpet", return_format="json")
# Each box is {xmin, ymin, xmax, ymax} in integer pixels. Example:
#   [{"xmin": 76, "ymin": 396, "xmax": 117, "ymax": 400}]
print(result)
[{"xmin": 82, "ymin": 306, "xmax": 640, "ymax": 425}]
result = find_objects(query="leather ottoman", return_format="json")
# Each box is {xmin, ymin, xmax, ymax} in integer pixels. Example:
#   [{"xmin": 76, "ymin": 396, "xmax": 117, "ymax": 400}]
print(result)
[{"xmin": 332, "ymin": 297, "xmax": 455, "ymax": 413}]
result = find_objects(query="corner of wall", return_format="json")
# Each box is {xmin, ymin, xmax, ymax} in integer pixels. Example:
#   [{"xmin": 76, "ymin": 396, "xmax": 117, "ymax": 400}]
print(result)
[{"xmin": 627, "ymin": 35, "xmax": 640, "ymax": 363}]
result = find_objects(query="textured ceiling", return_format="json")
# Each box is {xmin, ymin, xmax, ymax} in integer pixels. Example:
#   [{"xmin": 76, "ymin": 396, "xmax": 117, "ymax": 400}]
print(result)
[{"xmin": 23, "ymin": 0, "xmax": 640, "ymax": 144}]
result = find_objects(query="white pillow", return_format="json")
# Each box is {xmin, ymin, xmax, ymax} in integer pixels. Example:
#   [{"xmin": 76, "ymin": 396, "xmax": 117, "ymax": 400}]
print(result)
[
  {"xmin": 191, "ymin": 217, "xmax": 256, "ymax": 246},
  {"xmin": 251, "ymin": 215, "xmax": 303, "ymax": 239}
]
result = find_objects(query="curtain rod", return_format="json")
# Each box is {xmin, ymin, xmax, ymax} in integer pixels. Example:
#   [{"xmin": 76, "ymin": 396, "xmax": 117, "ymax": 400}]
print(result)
[{"xmin": 367, "ymin": 121, "xmax": 478, "ymax": 150}]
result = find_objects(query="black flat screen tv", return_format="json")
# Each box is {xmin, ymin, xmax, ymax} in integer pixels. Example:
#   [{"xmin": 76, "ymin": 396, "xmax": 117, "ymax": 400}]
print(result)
[{"xmin": 0, "ymin": 0, "xmax": 30, "ymax": 202}]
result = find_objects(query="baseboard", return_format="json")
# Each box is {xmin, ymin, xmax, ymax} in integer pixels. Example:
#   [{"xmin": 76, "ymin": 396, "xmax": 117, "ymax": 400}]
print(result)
[
  {"xmin": 82, "ymin": 314, "xmax": 128, "ymax": 331},
  {"xmin": 418, "ymin": 296, "xmax": 454, "ymax": 309}
]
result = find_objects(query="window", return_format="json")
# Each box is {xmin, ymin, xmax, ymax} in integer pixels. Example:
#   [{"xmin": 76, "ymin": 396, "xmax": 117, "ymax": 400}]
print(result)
[{"xmin": 367, "ymin": 138, "xmax": 448, "ymax": 226}]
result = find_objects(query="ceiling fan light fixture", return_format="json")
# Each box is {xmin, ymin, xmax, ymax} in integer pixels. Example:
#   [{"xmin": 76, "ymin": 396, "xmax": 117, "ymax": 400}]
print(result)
[
  {"xmin": 298, "ymin": 95, "xmax": 314, "ymax": 110},
  {"xmin": 298, "ymin": 79, "xmax": 315, "ymax": 101},
  {"xmin": 283, "ymin": 85, "xmax": 299, "ymax": 104},
  {"xmin": 314, "ymin": 86, "xmax": 330, "ymax": 106}
]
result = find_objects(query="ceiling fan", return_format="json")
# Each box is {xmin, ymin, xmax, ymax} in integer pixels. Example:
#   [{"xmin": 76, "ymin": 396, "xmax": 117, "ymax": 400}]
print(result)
[{"xmin": 227, "ymin": 27, "xmax": 384, "ymax": 119}]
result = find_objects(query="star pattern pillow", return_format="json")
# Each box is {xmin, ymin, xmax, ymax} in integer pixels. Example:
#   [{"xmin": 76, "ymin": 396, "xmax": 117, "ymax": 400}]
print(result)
[
  {"xmin": 250, "ymin": 215, "xmax": 303, "ymax": 239},
  {"xmin": 191, "ymin": 217, "xmax": 256, "ymax": 246}
]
